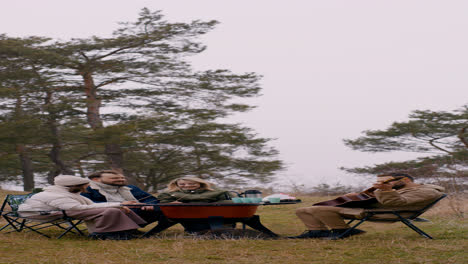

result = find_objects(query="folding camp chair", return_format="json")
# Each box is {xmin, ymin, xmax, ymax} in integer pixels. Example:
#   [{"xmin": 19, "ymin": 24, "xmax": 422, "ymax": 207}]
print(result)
[
  {"xmin": 336, "ymin": 194, "xmax": 447, "ymax": 239},
  {"xmin": 0, "ymin": 193, "xmax": 86, "ymax": 239}
]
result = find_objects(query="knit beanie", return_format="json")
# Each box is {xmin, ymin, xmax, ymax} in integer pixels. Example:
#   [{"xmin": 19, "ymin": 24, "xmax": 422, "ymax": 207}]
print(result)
[{"xmin": 54, "ymin": 175, "xmax": 90, "ymax": 186}]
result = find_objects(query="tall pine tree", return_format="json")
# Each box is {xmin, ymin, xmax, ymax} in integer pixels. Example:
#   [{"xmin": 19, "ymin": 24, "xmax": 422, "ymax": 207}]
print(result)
[{"xmin": 0, "ymin": 9, "xmax": 283, "ymax": 190}]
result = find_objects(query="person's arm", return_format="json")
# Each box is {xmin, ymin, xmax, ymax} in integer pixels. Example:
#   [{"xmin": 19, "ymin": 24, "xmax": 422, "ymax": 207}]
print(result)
[
  {"xmin": 46, "ymin": 196, "xmax": 121, "ymax": 211},
  {"xmin": 129, "ymin": 185, "xmax": 159, "ymax": 204},
  {"xmin": 213, "ymin": 191, "xmax": 233, "ymax": 203},
  {"xmin": 156, "ymin": 192, "xmax": 176, "ymax": 203},
  {"xmin": 374, "ymin": 188, "xmax": 442, "ymax": 207},
  {"xmin": 217, "ymin": 191, "xmax": 232, "ymax": 201}
]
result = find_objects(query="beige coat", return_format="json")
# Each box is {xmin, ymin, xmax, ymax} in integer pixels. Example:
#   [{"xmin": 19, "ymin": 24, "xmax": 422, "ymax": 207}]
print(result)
[
  {"xmin": 337, "ymin": 184, "xmax": 445, "ymax": 219},
  {"xmin": 18, "ymin": 186, "xmax": 121, "ymax": 217}
]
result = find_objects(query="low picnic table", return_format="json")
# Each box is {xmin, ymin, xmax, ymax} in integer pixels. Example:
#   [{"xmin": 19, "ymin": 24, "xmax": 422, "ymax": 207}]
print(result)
[{"xmin": 140, "ymin": 201, "xmax": 300, "ymax": 238}]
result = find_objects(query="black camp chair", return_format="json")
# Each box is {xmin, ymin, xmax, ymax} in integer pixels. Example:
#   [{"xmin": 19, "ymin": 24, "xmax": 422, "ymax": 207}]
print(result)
[
  {"xmin": 0, "ymin": 193, "xmax": 86, "ymax": 239},
  {"xmin": 336, "ymin": 194, "xmax": 447, "ymax": 239}
]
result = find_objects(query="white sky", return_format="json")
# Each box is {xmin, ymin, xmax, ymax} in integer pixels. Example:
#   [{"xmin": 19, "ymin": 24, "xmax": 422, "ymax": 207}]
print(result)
[{"xmin": 1, "ymin": 0, "xmax": 467, "ymax": 189}]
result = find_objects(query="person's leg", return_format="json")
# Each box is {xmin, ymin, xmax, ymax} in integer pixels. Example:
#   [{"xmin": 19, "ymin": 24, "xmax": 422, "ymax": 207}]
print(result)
[
  {"xmin": 131, "ymin": 208, "xmax": 162, "ymax": 226},
  {"xmin": 306, "ymin": 206, "xmax": 366, "ymax": 239},
  {"xmin": 301, "ymin": 206, "xmax": 350, "ymax": 230},
  {"xmin": 290, "ymin": 206, "xmax": 352, "ymax": 239},
  {"xmin": 295, "ymin": 206, "xmax": 330, "ymax": 230},
  {"xmin": 24, "ymin": 212, "xmax": 64, "ymax": 221},
  {"xmin": 65, "ymin": 208, "xmax": 146, "ymax": 233}
]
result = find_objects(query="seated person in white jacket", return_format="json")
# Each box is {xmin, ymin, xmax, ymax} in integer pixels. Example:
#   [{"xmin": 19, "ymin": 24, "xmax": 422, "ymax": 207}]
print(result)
[{"xmin": 19, "ymin": 175, "xmax": 146, "ymax": 240}]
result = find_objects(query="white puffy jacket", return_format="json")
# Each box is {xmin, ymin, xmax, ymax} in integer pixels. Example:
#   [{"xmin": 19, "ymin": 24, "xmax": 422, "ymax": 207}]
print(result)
[{"xmin": 18, "ymin": 185, "xmax": 120, "ymax": 217}]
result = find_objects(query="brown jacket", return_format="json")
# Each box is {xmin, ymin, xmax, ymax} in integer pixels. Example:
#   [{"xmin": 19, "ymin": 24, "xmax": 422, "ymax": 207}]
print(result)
[{"xmin": 338, "ymin": 184, "xmax": 445, "ymax": 219}]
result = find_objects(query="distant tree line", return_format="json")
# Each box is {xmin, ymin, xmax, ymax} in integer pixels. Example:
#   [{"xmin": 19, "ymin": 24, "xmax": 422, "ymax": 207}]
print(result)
[{"xmin": 0, "ymin": 8, "xmax": 283, "ymax": 191}]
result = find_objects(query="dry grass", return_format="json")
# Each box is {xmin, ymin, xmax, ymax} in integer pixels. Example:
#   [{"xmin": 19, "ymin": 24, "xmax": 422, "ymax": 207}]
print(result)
[{"xmin": 0, "ymin": 191, "xmax": 466, "ymax": 264}]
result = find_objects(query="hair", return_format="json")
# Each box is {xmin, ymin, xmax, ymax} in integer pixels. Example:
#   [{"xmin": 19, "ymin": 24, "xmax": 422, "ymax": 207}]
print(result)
[
  {"xmin": 87, "ymin": 170, "xmax": 120, "ymax": 180},
  {"xmin": 167, "ymin": 177, "xmax": 215, "ymax": 192},
  {"xmin": 378, "ymin": 172, "xmax": 414, "ymax": 182},
  {"xmin": 67, "ymin": 183, "xmax": 89, "ymax": 193}
]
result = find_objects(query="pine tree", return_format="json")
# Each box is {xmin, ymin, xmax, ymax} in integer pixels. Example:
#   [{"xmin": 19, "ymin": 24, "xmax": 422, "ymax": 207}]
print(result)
[
  {"xmin": 342, "ymin": 105, "xmax": 468, "ymax": 186},
  {"xmin": 0, "ymin": 35, "xmax": 91, "ymax": 190},
  {"xmin": 0, "ymin": 9, "xmax": 283, "ymax": 189}
]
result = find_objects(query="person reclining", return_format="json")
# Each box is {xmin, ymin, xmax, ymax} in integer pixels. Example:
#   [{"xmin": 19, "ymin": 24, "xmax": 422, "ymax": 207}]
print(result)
[
  {"xmin": 81, "ymin": 170, "xmax": 161, "ymax": 226},
  {"xmin": 289, "ymin": 172, "xmax": 445, "ymax": 239},
  {"xmin": 18, "ymin": 175, "xmax": 146, "ymax": 240}
]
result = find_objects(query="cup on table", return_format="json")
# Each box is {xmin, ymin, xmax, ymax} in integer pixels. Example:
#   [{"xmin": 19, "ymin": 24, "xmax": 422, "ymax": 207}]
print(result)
[
  {"xmin": 250, "ymin": 198, "xmax": 263, "ymax": 203},
  {"xmin": 268, "ymin": 197, "xmax": 281, "ymax": 203},
  {"xmin": 232, "ymin": 197, "xmax": 243, "ymax": 203}
]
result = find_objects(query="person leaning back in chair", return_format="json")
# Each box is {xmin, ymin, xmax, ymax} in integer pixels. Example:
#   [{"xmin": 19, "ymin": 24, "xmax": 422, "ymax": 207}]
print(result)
[
  {"xmin": 289, "ymin": 172, "xmax": 445, "ymax": 239},
  {"xmin": 80, "ymin": 170, "xmax": 162, "ymax": 225}
]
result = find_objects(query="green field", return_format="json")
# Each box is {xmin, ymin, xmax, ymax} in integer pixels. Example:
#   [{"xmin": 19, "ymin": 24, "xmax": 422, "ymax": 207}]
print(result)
[{"xmin": 0, "ymin": 190, "xmax": 466, "ymax": 264}]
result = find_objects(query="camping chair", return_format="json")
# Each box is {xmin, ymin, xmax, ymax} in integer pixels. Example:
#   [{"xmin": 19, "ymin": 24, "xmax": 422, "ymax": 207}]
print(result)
[
  {"xmin": 0, "ymin": 193, "xmax": 86, "ymax": 239},
  {"xmin": 336, "ymin": 194, "xmax": 447, "ymax": 239}
]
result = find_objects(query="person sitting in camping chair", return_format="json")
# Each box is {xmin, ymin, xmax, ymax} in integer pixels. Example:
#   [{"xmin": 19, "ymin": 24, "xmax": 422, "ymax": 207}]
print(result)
[
  {"xmin": 81, "ymin": 170, "xmax": 162, "ymax": 226},
  {"xmin": 289, "ymin": 173, "xmax": 445, "ymax": 239},
  {"xmin": 18, "ymin": 175, "xmax": 146, "ymax": 240}
]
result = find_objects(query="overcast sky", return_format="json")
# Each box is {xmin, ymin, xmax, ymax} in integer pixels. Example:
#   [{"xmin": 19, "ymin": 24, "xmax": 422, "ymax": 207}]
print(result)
[{"xmin": 1, "ymin": 1, "xmax": 467, "ymax": 188}]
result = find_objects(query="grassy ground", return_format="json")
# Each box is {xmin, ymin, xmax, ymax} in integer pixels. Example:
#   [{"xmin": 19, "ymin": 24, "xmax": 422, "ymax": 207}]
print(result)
[{"xmin": 0, "ymin": 190, "xmax": 466, "ymax": 264}]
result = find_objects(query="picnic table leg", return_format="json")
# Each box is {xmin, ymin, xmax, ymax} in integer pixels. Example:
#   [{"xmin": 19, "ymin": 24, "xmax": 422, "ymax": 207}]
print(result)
[
  {"xmin": 140, "ymin": 216, "xmax": 177, "ymax": 238},
  {"xmin": 207, "ymin": 216, "xmax": 225, "ymax": 230},
  {"xmin": 242, "ymin": 215, "xmax": 279, "ymax": 237}
]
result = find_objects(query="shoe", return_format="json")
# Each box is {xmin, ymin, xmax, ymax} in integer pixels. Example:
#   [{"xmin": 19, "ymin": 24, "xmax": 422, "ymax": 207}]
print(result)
[
  {"xmin": 327, "ymin": 228, "xmax": 366, "ymax": 239},
  {"xmin": 287, "ymin": 230, "xmax": 331, "ymax": 239},
  {"xmin": 88, "ymin": 232, "xmax": 104, "ymax": 240},
  {"xmin": 129, "ymin": 229, "xmax": 146, "ymax": 236}
]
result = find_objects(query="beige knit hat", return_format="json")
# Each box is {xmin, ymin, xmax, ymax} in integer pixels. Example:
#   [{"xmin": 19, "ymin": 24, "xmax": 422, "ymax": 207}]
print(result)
[{"xmin": 54, "ymin": 175, "xmax": 90, "ymax": 186}]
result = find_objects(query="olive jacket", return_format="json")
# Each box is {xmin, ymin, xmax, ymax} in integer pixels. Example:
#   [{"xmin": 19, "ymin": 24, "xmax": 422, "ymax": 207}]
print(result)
[{"xmin": 157, "ymin": 189, "xmax": 232, "ymax": 203}]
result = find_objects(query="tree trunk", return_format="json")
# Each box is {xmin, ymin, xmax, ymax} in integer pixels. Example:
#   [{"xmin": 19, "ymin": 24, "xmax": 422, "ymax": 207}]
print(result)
[
  {"xmin": 82, "ymin": 71, "xmax": 103, "ymax": 130},
  {"xmin": 193, "ymin": 144, "xmax": 204, "ymax": 178},
  {"xmin": 45, "ymin": 90, "xmax": 74, "ymax": 184},
  {"xmin": 81, "ymin": 70, "xmax": 129, "ymax": 178},
  {"xmin": 14, "ymin": 92, "xmax": 34, "ymax": 191},
  {"xmin": 47, "ymin": 139, "xmax": 74, "ymax": 183},
  {"xmin": 17, "ymin": 145, "xmax": 34, "ymax": 191},
  {"xmin": 458, "ymin": 126, "xmax": 468, "ymax": 148},
  {"xmin": 105, "ymin": 143, "xmax": 125, "ymax": 171}
]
